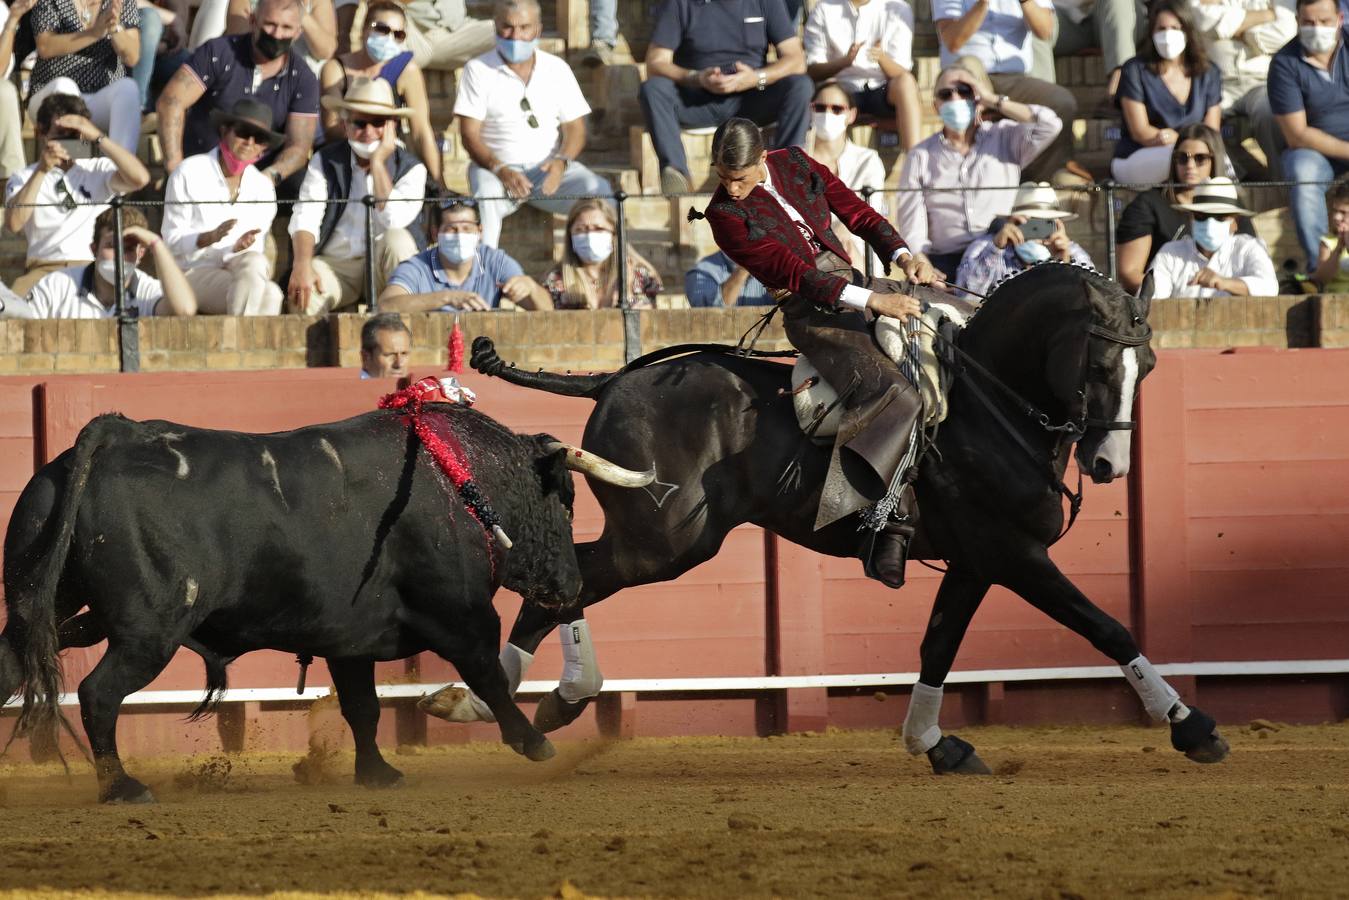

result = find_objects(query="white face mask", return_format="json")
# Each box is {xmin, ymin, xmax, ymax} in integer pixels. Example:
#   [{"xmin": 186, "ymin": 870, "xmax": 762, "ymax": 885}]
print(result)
[
  {"xmin": 438, "ymin": 231, "xmax": 479, "ymax": 264},
  {"xmin": 1153, "ymin": 29, "xmax": 1187, "ymax": 60},
  {"xmin": 811, "ymin": 110, "xmax": 849, "ymax": 141},
  {"xmin": 95, "ymin": 257, "xmax": 134, "ymax": 286},
  {"xmin": 1300, "ymin": 23, "xmax": 1340, "ymax": 54},
  {"xmin": 571, "ymin": 231, "xmax": 614, "ymax": 264},
  {"xmin": 349, "ymin": 138, "xmax": 381, "ymax": 159}
]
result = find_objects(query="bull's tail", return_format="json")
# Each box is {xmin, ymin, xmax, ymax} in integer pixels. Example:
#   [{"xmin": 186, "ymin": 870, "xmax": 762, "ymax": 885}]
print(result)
[
  {"xmin": 470, "ymin": 337, "xmax": 615, "ymax": 399},
  {"xmin": 183, "ymin": 640, "xmax": 229, "ymax": 721},
  {"xmin": 4, "ymin": 415, "xmax": 127, "ymax": 757}
]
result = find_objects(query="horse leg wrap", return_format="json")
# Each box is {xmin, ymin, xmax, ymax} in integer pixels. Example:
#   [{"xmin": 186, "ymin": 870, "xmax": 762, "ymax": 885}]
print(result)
[
  {"xmin": 1121, "ymin": 655, "xmax": 1180, "ymax": 723},
  {"xmin": 902, "ymin": 681, "xmax": 944, "ymax": 755},
  {"xmin": 1169, "ymin": 706, "xmax": 1217, "ymax": 753},
  {"xmin": 463, "ymin": 643, "xmax": 534, "ymax": 723},
  {"xmin": 557, "ymin": 619, "xmax": 603, "ymax": 703}
]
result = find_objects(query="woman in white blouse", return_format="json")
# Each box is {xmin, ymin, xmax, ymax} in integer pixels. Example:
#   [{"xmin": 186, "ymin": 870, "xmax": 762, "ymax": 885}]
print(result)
[
  {"xmin": 807, "ymin": 80, "xmax": 889, "ymax": 272},
  {"xmin": 161, "ymin": 98, "xmax": 284, "ymax": 315},
  {"xmin": 1147, "ymin": 177, "xmax": 1278, "ymax": 299}
]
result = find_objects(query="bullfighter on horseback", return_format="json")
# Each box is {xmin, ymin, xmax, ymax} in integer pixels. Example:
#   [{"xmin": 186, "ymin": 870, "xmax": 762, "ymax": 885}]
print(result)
[{"xmin": 696, "ymin": 117, "xmax": 939, "ymax": 588}]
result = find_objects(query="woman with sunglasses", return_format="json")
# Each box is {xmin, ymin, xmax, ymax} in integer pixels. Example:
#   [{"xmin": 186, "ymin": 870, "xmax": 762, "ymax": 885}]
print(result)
[
  {"xmin": 895, "ymin": 57, "xmax": 1062, "ymax": 280},
  {"xmin": 807, "ymin": 81, "xmax": 888, "ymax": 272},
  {"xmin": 319, "ymin": 0, "xmax": 440, "ymax": 186},
  {"xmin": 1148, "ymin": 175, "xmax": 1277, "ymax": 298},
  {"xmin": 1114, "ymin": 123, "xmax": 1254, "ymax": 293},
  {"xmin": 1111, "ymin": 0, "xmax": 1221, "ymax": 185},
  {"xmin": 698, "ymin": 117, "xmax": 938, "ymax": 589}
]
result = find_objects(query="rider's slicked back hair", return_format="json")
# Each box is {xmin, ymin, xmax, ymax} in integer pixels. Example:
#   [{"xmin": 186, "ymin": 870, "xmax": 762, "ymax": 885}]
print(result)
[{"xmin": 711, "ymin": 118, "xmax": 765, "ymax": 171}]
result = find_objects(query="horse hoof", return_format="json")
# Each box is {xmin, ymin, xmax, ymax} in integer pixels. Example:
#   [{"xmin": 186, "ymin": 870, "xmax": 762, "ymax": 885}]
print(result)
[
  {"xmin": 1185, "ymin": 733, "xmax": 1230, "ymax": 765},
  {"xmin": 418, "ymin": 686, "xmax": 495, "ymax": 723},
  {"xmin": 356, "ymin": 767, "xmax": 406, "ymax": 789},
  {"xmin": 533, "ymin": 689, "xmax": 590, "ymax": 733},
  {"xmin": 101, "ymin": 778, "xmax": 156, "ymax": 804},
  {"xmin": 525, "ymin": 738, "xmax": 556, "ymax": 762},
  {"xmin": 927, "ymin": 735, "xmax": 991, "ymax": 776}
]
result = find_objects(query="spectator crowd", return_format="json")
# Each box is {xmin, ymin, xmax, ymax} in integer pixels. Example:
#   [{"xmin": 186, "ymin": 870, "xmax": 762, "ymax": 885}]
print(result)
[{"xmin": 1, "ymin": 0, "xmax": 1344, "ymax": 337}]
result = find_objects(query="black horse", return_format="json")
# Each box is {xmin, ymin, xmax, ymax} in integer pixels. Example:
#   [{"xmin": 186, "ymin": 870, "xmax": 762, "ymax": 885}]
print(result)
[{"xmin": 437, "ymin": 263, "xmax": 1229, "ymax": 771}]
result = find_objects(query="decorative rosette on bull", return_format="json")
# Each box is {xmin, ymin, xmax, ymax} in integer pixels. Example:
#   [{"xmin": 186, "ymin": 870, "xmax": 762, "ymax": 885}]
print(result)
[{"xmin": 379, "ymin": 376, "xmax": 513, "ymax": 551}]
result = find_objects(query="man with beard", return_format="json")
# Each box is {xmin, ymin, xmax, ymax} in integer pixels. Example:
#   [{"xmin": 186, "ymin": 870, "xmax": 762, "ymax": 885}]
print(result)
[{"xmin": 156, "ymin": 0, "xmax": 319, "ymax": 197}]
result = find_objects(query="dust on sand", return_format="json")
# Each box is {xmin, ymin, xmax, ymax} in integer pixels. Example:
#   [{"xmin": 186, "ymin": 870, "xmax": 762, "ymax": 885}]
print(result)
[{"xmin": 0, "ymin": 724, "xmax": 1346, "ymax": 898}]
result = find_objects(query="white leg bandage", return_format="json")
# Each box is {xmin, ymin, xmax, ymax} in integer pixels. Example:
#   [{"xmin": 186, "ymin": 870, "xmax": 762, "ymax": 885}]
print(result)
[
  {"xmin": 1122, "ymin": 655, "xmax": 1180, "ymax": 723},
  {"xmin": 901, "ymin": 682, "xmax": 944, "ymax": 755},
  {"xmin": 557, "ymin": 619, "xmax": 603, "ymax": 703},
  {"xmin": 464, "ymin": 643, "xmax": 535, "ymax": 723}
]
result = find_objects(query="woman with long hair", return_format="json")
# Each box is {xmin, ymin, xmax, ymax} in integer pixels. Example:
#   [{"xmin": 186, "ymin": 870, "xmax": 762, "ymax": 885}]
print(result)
[
  {"xmin": 699, "ymin": 117, "xmax": 938, "ymax": 588},
  {"xmin": 1115, "ymin": 123, "xmax": 1254, "ymax": 292},
  {"xmin": 1111, "ymin": 0, "xmax": 1222, "ymax": 185},
  {"xmin": 542, "ymin": 199, "xmax": 663, "ymax": 309}
]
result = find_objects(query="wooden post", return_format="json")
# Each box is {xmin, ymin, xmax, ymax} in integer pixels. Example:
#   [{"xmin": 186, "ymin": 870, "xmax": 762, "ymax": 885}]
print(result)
[{"xmin": 766, "ymin": 535, "xmax": 829, "ymax": 733}]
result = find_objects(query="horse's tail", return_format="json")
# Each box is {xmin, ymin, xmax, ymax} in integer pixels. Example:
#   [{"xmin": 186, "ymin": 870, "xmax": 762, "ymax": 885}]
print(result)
[
  {"xmin": 3, "ymin": 415, "xmax": 127, "ymax": 757},
  {"xmin": 470, "ymin": 337, "xmax": 617, "ymax": 399}
]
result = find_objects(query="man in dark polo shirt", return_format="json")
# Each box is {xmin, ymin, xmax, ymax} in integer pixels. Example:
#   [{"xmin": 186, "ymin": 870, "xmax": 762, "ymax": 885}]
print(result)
[
  {"xmin": 156, "ymin": 0, "xmax": 319, "ymax": 195},
  {"xmin": 640, "ymin": 0, "xmax": 812, "ymax": 194},
  {"xmin": 1270, "ymin": 0, "xmax": 1349, "ymax": 269}
]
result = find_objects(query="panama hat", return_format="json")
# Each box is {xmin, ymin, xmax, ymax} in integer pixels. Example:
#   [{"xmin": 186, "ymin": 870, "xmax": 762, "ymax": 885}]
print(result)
[
  {"xmin": 1171, "ymin": 177, "xmax": 1254, "ymax": 216},
  {"xmin": 208, "ymin": 98, "xmax": 285, "ymax": 150},
  {"xmin": 1010, "ymin": 182, "xmax": 1078, "ymax": 221},
  {"xmin": 320, "ymin": 77, "xmax": 412, "ymax": 118}
]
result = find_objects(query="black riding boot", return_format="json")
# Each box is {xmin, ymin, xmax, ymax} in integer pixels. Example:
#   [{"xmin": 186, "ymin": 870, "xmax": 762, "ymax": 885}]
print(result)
[{"xmin": 862, "ymin": 483, "xmax": 919, "ymax": 589}]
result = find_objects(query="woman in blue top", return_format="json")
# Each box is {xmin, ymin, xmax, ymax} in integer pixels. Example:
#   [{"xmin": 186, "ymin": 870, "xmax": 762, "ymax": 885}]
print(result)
[
  {"xmin": 319, "ymin": 0, "xmax": 440, "ymax": 187},
  {"xmin": 1111, "ymin": 0, "xmax": 1221, "ymax": 186}
]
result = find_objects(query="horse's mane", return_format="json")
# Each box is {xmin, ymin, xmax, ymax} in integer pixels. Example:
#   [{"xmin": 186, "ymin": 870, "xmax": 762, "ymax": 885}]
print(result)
[{"xmin": 963, "ymin": 261, "xmax": 1127, "ymax": 333}]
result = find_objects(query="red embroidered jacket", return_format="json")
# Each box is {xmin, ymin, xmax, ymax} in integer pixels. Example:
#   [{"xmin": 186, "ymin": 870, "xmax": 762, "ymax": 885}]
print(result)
[{"xmin": 704, "ymin": 146, "xmax": 907, "ymax": 308}]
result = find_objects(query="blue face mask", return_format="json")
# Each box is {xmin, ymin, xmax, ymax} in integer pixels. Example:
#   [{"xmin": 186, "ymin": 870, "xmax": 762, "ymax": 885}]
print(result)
[
  {"xmin": 938, "ymin": 99, "xmax": 975, "ymax": 133},
  {"xmin": 496, "ymin": 36, "xmax": 537, "ymax": 64},
  {"xmin": 438, "ymin": 231, "xmax": 479, "ymax": 265},
  {"xmin": 1191, "ymin": 217, "xmax": 1231, "ymax": 253},
  {"xmin": 366, "ymin": 33, "xmax": 402, "ymax": 62},
  {"xmin": 1014, "ymin": 240, "xmax": 1052, "ymax": 265}
]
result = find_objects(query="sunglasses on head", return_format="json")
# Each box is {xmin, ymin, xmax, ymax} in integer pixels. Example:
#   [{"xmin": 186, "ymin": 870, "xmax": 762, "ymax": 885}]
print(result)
[
  {"xmin": 520, "ymin": 96, "xmax": 538, "ymax": 128},
  {"xmin": 351, "ymin": 117, "xmax": 390, "ymax": 130},
  {"xmin": 1176, "ymin": 151, "xmax": 1213, "ymax": 166},
  {"xmin": 812, "ymin": 102, "xmax": 847, "ymax": 115},
  {"xmin": 935, "ymin": 83, "xmax": 975, "ymax": 102},
  {"xmin": 440, "ymin": 197, "xmax": 478, "ymax": 210},
  {"xmin": 369, "ymin": 20, "xmax": 407, "ymax": 41}
]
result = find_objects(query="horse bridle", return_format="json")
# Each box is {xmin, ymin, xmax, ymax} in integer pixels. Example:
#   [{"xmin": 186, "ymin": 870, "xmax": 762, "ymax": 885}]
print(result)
[{"xmin": 1083, "ymin": 310, "xmax": 1153, "ymax": 432}]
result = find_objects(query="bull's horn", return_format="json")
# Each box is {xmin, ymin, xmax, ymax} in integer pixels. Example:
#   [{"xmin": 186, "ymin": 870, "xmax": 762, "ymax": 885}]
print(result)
[{"xmin": 543, "ymin": 441, "xmax": 656, "ymax": 488}]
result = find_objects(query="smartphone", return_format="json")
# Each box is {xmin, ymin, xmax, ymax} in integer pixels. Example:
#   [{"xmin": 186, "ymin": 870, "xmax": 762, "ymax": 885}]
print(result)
[
  {"xmin": 55, "ymin": 139, "xmax": 96, "ymax": 161},
  {"xmin": 1020, "ymin": 217, "xmax": 1056, "ymax": 240},
  {"xmin": 720, "ymin": 63, "xmax": 739, "ymax": 75}
]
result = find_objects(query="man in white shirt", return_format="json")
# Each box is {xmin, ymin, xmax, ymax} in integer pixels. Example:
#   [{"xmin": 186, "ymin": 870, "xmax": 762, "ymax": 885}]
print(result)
[
  {"xmin": 1147, "ymin": 177, "xmax": 1279, "ymax": 299},
  {"xmin": 162, "ymin": 99, "xmax": 285, "ymax": 316},
  {"xmin": 287, "ymin": 78, "xmax": 426, "ymax": 315},
  {"xmin": 804, "ymin": 0, "xmax": 922, "ymax": 151},
  {"xmin": 933, "ymin": 0, "xmax": 1077, "ymax": 182},
  {"xmin": 4, "ymin": 92, "xmax": 151, "ymax": 298},
  {"xmin": 456, "ymin": 0, "xmax": 611, "ymax": 247},
  {"xmin": 26, "ymin": 207, "xmax": 198, "ymax": 319}
]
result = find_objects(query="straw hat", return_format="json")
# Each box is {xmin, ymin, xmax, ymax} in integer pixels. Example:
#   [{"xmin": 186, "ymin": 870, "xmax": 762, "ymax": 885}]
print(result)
[
  {"xmin": 1010, "ymin": 182, "xmax": 1077, "ymax": 221},
  {"xmin": 208, "ymin": 98, "xmax": 285, "ymax": 149},
  {"xmin": 1171, "ymin": 177, "xmax": 1254, "ymax": 217},
  {"xmin": 319, "ymin": 77, "xmax": 412, "ymax": 118}
]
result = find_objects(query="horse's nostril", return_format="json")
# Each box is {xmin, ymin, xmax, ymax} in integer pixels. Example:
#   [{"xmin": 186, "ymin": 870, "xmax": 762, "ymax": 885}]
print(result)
[{"xmin": 1091, "ymin": 459, "xmax": 1114, "ymax": 482}]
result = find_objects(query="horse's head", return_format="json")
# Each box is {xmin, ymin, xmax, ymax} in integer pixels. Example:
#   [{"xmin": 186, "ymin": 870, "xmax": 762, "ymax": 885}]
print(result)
[{"xmin": 1069, "ymin": 278, "xmax": 1156, "ymax": 483}]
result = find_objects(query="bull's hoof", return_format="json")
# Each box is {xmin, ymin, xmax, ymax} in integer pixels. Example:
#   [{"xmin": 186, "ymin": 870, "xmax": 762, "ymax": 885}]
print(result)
[
  {"xmin": 100, "ymin": 776, "xmax": 156, "ymax": 804},
  {"xmin": 926, "ymin": 735, "xmax": 991, "ymax": 776},
  {"xmin": 355, "ymin": 763, "xmax": 405, "ymax": 788},
  {"xmin": 417, "ymin": 686, "xmax": 494, "ymax": 724},
  {"xmin": 1170, "ymin": 707, "xmax": 1229, "ymax": 763},
  {"xmin": 533, "ymin": 689, "xmax": 590, "ymax": 733}
]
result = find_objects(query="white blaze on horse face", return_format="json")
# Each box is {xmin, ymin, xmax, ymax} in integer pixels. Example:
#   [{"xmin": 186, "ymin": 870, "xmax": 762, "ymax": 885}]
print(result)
[{"xmin": 1094, "ymin": 347, "xmax": 1138, "ymax": 479}]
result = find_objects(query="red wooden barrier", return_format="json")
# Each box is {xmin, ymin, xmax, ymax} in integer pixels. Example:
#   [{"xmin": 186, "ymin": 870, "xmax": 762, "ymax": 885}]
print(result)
[{"xmin": 0, "ymin": 348, "xmax": 1346, "ymax": 757}]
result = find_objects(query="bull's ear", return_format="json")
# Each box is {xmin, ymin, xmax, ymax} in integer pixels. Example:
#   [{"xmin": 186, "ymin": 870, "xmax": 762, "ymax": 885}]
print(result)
[{"xmin": 535, "ymin": 445, "xmax": 572, "ymax": 497}]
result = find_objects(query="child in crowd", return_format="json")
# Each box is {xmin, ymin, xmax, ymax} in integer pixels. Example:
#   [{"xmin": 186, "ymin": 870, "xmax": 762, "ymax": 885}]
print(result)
[{"xmin": 1313, "ymin": 178, "xmax": 1349, "ymax": 293}]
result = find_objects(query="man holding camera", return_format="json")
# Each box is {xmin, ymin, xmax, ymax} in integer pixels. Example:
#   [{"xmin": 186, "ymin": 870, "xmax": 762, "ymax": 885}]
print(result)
[
  {"xmin": 639, "ymin": 0, "xmax": 814, "ymax": 195},
  {"xmin": 954, "ymin": 181, "xmax": 1095, "ymax": 296},
  {"xmin": 3, "ymin": 93, "xmax": 149, "ymax": 297}
]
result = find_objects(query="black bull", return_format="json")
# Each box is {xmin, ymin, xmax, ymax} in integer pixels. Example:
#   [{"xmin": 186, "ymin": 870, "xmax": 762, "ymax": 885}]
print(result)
[
  {"xmin": 0, "ymin": 405, "xmax": 634, "ymax": 803},
  {"xmin": 462, "ymin": 263, "xmax": 1229, "ymax": 769}
]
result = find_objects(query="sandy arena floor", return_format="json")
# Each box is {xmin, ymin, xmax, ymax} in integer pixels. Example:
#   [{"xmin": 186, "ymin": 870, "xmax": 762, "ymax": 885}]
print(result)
[{"xmin": 0, "ymin": 723, "xmax": 1346, "ymax": 898}]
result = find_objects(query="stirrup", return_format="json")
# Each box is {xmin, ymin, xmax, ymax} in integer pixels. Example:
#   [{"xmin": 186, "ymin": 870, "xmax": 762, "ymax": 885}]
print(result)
[{"xmin": 862, "ymin": 520, "xmax": 913, "ymax": 589}]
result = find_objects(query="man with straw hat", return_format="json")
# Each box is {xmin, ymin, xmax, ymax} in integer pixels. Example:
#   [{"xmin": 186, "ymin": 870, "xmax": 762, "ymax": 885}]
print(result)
[
  {"xmin": 1148, "ymin": 176, "xmax": 1278, "ymax": 299},
  {"xmin": 288, "ymin": 77, "xmax": 427, "ymax": 314},
  {"xmin": 955, "ymin": 181, "xmax": 1095, "ymax": 297}
]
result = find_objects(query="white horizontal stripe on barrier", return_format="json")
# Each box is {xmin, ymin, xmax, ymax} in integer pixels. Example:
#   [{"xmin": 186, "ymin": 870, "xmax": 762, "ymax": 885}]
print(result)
[{"xmin": 3, "ymin": 658, "xmax": 1347, "ymax": 710}]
